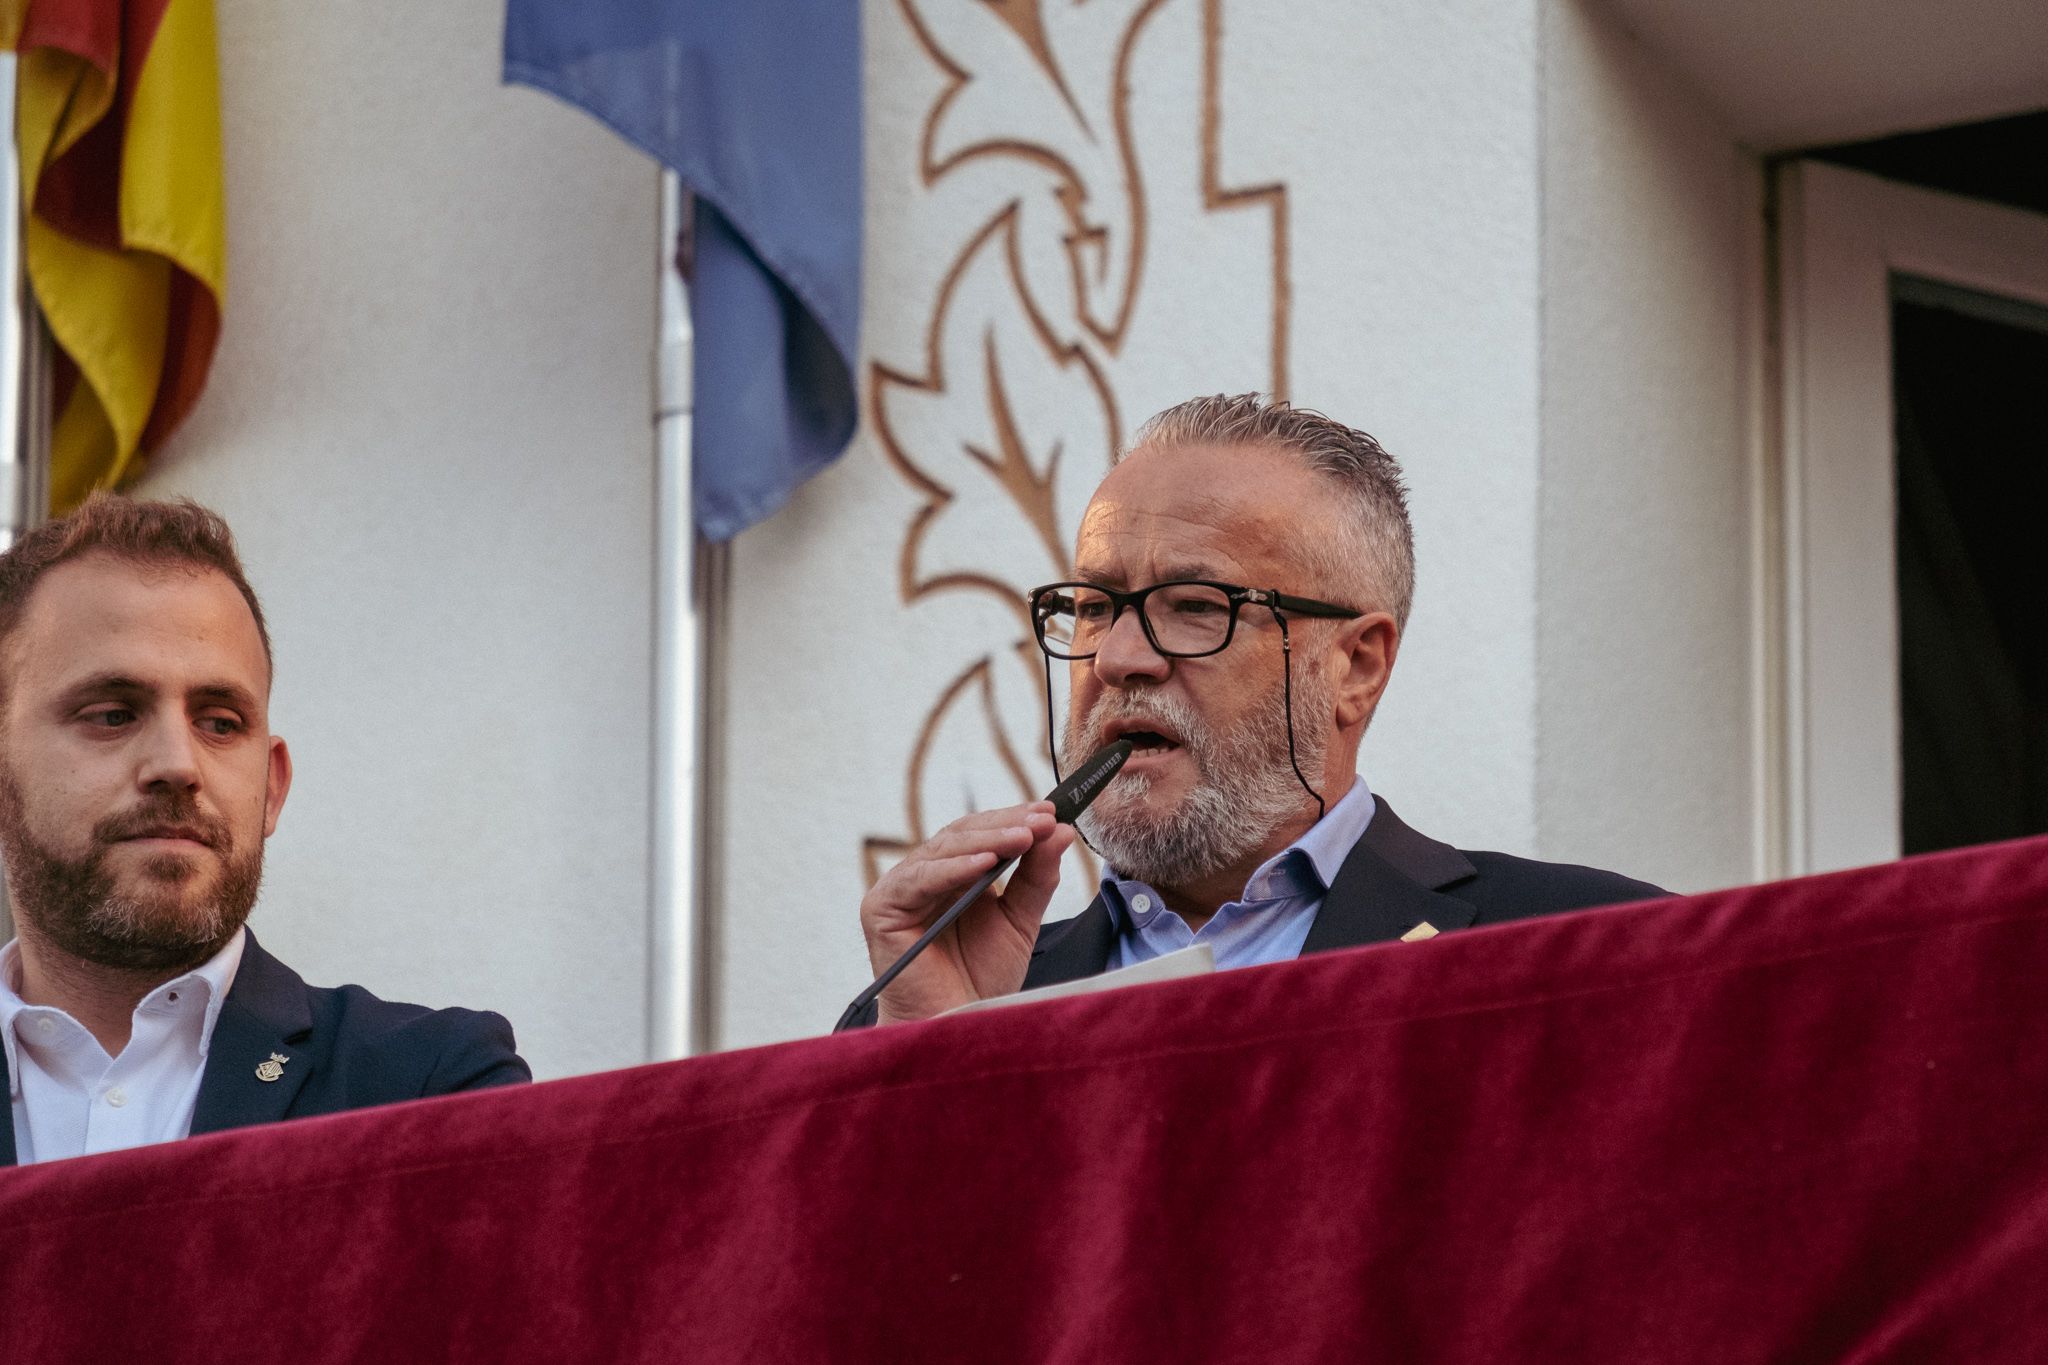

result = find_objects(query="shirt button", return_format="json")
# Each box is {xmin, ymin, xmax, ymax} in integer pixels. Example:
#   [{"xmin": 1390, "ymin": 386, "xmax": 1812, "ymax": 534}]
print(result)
[
  {"xmin": 35, "ymin": 1017, "xmax": 55, "ymax": 1034},
  {"xmin": 105, "ymin": 1087, "xmax": 127, "ymax": 1108},
  {"xmin": 1132, "ymin": 894, "xmax": 1153, "ymax": 914}
]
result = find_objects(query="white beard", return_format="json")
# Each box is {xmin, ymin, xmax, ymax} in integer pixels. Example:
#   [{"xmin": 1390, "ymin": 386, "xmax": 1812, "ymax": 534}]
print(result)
[{"xmin": 1063, "ymin": 664, "xmax": 1331, "ymax": 888}]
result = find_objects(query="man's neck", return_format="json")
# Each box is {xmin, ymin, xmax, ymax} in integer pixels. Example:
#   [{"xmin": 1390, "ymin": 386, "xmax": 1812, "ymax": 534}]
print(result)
[
  {"xmin": 1152, "ymin": 781, "xmax": 1354, "ymax": 933},
  {"xmin": 11, "ymin": 930, "xmax": 180, "ymax": 1056},
  {"xmin": 1156, "ymin": 865, "xmax": 1278, "ymax": 935}
]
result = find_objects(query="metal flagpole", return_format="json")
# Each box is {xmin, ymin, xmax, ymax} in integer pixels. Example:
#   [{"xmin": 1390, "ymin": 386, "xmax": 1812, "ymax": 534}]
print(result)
[
  {"xmin": 648, "ymin": 171, "xmax": 725, "ymax": 1060},
  {"xmin": 1, "ymin": 52, "xmax": 52, "ymax": 945},
  {"xmin": 2, "ymin": 54, "xmax": 50, "ymax": 553}
]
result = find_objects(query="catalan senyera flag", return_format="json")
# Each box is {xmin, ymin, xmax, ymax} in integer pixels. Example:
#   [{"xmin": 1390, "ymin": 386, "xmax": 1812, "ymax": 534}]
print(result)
[{"xmin": 5, "ymin": 0, "xmax": 226, "ymax": 512}]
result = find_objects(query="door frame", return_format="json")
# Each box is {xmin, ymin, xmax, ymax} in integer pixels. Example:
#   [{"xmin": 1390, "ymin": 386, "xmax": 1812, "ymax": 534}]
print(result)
[{"xmin": 1777, "ymin": 160, "xmax": 2048, "ymax": 873}]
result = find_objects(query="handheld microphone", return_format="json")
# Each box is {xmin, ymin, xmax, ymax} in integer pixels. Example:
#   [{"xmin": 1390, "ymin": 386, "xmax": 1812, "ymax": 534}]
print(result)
[{"xmin": 834, "ymin": 738, "xmax": 1136, "ymax": 1033}]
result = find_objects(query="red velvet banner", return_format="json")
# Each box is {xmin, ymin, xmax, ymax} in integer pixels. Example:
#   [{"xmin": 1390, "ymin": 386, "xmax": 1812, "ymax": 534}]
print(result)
[{"xmin": 5, "ymin": 838, "xmax": 2047, "ymax": 1361}]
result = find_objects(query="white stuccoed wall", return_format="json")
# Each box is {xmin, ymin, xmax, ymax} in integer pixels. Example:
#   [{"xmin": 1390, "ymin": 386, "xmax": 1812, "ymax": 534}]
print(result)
[
  {"xmin": 1535, "ymin": 0, "xmax": 1764, "ymax": 894},
  {"xmin": 137, "ymin": 0, "xmax": 662, "ymax": 1080},
  {"xmin": 1258, "ymin": 0, "xmax": 1545, "ymax": 852}
]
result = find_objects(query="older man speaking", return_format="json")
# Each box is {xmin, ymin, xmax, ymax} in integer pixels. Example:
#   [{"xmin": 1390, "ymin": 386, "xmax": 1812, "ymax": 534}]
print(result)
[{"xmin": 854, "ymin": 394, "xmax": 1662, "ymax": 1026}]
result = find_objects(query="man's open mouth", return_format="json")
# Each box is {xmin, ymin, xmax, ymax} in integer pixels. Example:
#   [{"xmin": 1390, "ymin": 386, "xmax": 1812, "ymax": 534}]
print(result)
[{"xmin": 1106, "ymin": 723, "xmax": 1180, "ymax": 753}]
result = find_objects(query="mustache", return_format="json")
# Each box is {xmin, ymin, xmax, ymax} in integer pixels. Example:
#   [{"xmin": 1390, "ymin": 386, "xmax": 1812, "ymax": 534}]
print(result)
[
  {"xmin": 1072, "ymin": 689, "xmax": 1212, "ymax": 758},
  {"xmin": 93, "ymin": 795, "xmax": 232, "ymax": 851}
]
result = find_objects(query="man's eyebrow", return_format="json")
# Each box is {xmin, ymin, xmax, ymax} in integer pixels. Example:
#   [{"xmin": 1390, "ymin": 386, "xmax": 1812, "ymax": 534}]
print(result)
[
  {"xmin": 189, "ymin": 682, "xmax": 261, "ymax": 713},
  {"xmin": 1154, "ymin": 562, "xmax": 1227, "ymax": 584},
  {"xmin": 1071, "ymin": 564, "xmax": 1229, "ymax": 591},
  {"xmin": 55, "ymin": 673, "xmax": 153, "ymax": 705}
]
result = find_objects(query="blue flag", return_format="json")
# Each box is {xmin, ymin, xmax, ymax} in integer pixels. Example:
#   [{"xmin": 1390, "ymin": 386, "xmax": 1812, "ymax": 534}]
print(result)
[{"xmin": 505, "ymin": 1, "xmax": 862, "ymax": 540}]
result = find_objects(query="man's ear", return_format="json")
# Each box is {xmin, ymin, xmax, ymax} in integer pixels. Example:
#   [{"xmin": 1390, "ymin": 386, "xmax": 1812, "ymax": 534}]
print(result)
[
  {"xmin": 1333, "ymin": 613, "xmax": 1400, "ymax": 730},
  {"xmin": 263, "ymin": 736, "xmax": 293, "ymax": 838}
]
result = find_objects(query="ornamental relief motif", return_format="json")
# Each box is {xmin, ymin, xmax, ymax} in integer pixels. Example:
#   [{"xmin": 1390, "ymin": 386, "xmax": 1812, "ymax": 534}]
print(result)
[{"xmin": 862, "ymin": 0, "xmax": 1290, "ymax": 909}]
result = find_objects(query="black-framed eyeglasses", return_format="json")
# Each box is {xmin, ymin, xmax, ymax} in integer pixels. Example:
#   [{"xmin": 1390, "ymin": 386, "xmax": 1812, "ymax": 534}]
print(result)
[{"xmin": 1028, "ymin": 580, "xmax": 1361, "ymax": 661}]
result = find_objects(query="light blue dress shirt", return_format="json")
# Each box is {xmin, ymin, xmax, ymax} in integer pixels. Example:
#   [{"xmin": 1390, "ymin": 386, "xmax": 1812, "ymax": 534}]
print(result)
[{"xmin": 1102, "ymin": 777, "xmax": 1378, "ymax": 972}]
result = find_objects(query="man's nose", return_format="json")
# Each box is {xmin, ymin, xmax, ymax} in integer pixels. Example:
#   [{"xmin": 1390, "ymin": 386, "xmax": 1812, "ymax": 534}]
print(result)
[
  {"xmin": 1092, "ymin": 605, "xmax": 1171, "ymax": 688},
  {"xmin": 136, "ymin": 714, "xmax": 203, "ymax": 793}
]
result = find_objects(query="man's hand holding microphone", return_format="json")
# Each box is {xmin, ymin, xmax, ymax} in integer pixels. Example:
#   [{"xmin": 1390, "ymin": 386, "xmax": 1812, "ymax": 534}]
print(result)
[{"xmin": 839, "ymin": 740, "xmax": 1134, "ymax": 1030}]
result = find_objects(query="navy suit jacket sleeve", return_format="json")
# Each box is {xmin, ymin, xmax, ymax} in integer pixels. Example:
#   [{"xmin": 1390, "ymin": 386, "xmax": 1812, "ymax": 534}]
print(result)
[
  {"xmin": 1459, "ymin": 852, "xmax": 1666, "ymax": 926},
  {"xmin": 418, "ymin": 1008, "xmax": 532, "ymax": 1095},
  {"xmin": 285, "ymin": 986, "xmax": 533, "ymax": 1114},
  {"xmin": 185, "ymin": 936, "xmax": 535, "ymax": 1142}
]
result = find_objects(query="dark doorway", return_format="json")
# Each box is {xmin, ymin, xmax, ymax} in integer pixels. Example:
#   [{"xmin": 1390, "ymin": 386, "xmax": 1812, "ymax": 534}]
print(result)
[{"xmin": 1895, "ymin": 276, "xmax": 2048, "ymax": 854}]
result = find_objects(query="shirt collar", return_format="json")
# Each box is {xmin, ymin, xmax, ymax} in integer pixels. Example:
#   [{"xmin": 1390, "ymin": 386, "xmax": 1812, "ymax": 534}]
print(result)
[
  {"xmin": 155, "ymin": 927, "xmax": 247, "ymax": 1048},
  {"xmin": 1099, "ymin": 775, "xmax": 1378, "ymax": 926},
  {"xmin": 0, "ymin": 940, "xmax": 28, "ymax": 1100},
  {"xmin": 0, "ymin": 928, "xmax": 248, "ymax": 1097}
]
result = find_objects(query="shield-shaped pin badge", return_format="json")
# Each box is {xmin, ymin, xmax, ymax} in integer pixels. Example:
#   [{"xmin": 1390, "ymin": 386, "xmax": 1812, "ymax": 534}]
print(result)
[{"xmin": 255, "ymin": 1052, "xmax": 289, "ymax": 1083}]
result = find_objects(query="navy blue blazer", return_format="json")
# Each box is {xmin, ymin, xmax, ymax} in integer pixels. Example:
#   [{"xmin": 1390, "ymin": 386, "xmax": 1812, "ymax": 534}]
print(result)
[
  {"xmin": 0, "ymin": 931, "xmax": 529, "ymax": 1166},
  {"xmin": 848, "ymin": 797, "xmax": 1667, "ymax": 1026}
]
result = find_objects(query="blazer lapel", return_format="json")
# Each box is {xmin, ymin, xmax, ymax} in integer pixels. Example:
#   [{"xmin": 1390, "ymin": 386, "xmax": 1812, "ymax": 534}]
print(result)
[
  {"xmin": 1023, "ymin": 899, "xmax": 1117, "ymax": 989},
  {"xmin": 1300, "ymin": 798, "xmax": 1480, "ymax": 954},
  {"xmin": 191, "ymin": 932, "xmax": 316, "ymax": 1136}
]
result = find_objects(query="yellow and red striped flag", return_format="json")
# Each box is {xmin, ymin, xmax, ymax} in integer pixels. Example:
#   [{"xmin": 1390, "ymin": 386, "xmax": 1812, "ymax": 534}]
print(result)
[{"xmin": 5, "ymin": 0, "xmax": 225, "ymax": 512}]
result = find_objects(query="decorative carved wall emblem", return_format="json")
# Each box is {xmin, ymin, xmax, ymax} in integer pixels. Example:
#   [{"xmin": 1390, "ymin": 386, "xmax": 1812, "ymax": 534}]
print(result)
[{"xmin": 863, "ymin": 0, "xmax": 1290, "ymax": 911}]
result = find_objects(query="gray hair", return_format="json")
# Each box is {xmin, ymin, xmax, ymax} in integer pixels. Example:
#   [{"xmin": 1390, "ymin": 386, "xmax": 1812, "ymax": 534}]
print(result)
[{"xmin": 1120, "ymin": 393, "xmax": 1416, "ymax": 627}]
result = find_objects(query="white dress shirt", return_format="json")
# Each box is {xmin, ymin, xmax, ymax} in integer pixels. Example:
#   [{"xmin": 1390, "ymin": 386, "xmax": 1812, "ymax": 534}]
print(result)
[{"xmin": 0, "ymin": 928, "xmax": 245, "ymax": 1165}]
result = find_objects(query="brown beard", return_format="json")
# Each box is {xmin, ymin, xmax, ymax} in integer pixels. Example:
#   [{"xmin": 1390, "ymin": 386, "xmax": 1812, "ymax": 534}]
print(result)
[{"xmin": 0, "ymin": 765, "xmax": 263, "ymax": 974}]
